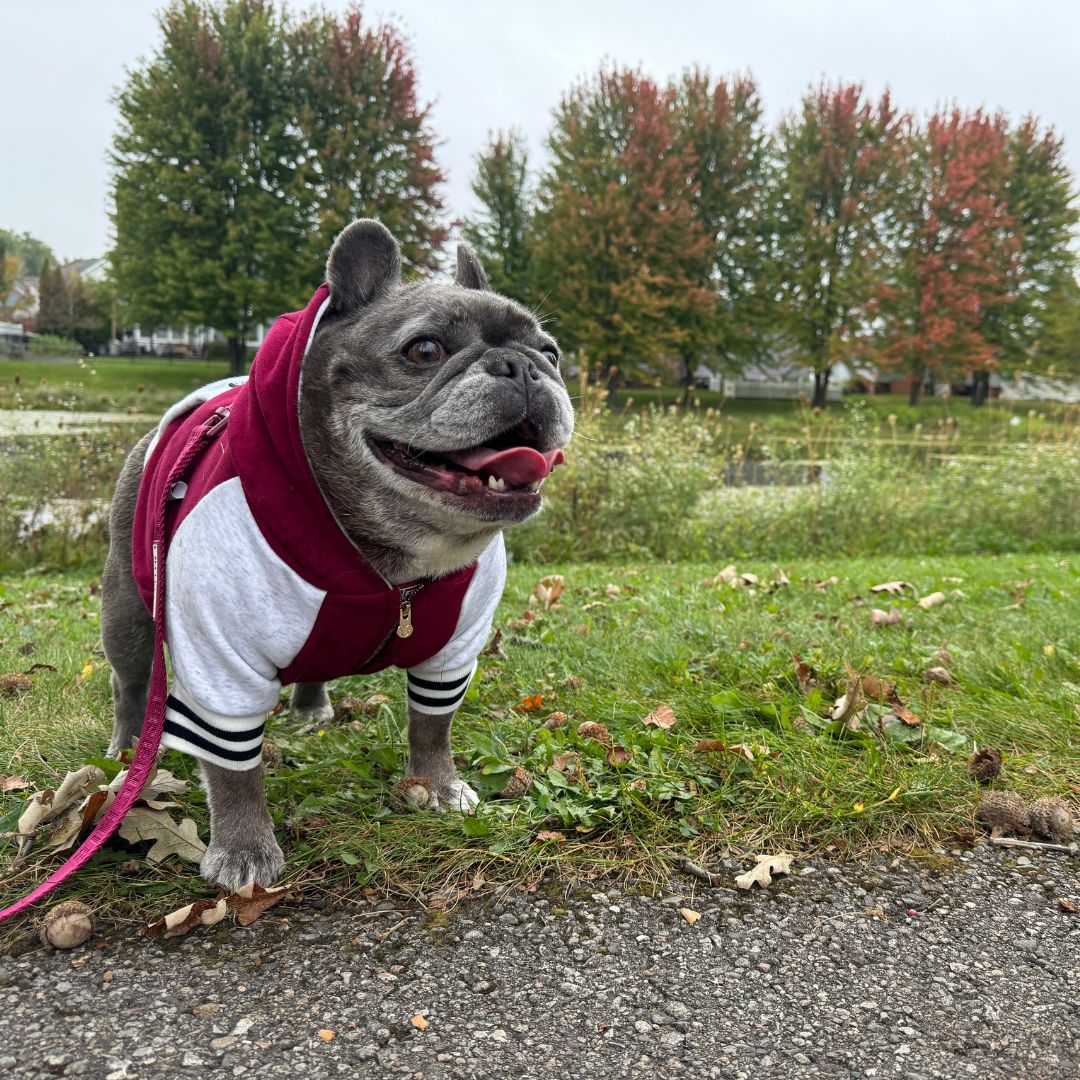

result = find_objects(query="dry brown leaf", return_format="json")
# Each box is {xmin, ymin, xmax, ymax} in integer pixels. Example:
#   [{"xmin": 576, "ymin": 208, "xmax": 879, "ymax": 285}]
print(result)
[
  {"xmin": 17, "ymin": 765, "xmax": 106, "ymax": 854},
  {"xmin": 735, "ymin": 853, "xmax": 795, "ymax": 890},
  {"xmin": 410, "ymin": 1014, "xmax": 429, "ymax": 1031},
  {"xmin": 117, "ymin": 807, "xmax": 206, "ymax": 864},
  {"xmin": 792, "ymin": 654, "xmax": 816, "ymax": 694},
  {"xmin": 642, "ymin": 705, "xmax": 676, "ymax": 729},
  {"xmin": 481, "ymin": 627, "xmax": 508, "ymax": 659},
  {"xmin": 318, "ymin": 1029, "xmax": 336, "ymax": 1042},
  {"xmin": 871, "ymin": 607, "xmax": 903, "ymax": 627},
  {"xmin": 923, "ymin": 666, "xmax": 954, "ymax": 686},
  {"xmin": 75, "ymin": 659, "xmax": 94, "ymax": 686},
  {"xmin": 535, "ymin": 830, "xmax": 564, "ymax": 842},
  {"xmin": 859, "ymin": 674, "xmax": 894, "ymax": 701},
  {"xmin": 146, "ymin": 897, "xmax": 228, "ymax": 938},
  {"xmin": 828, "ymin": 667, "xmax": 864, "ymax": 726},
  {"xmin": 1057, "ymin": 897, "xmax": 1078, "ymax": 914},
  {"xmin": 227, "ymin": 882, "xmax": 292, "ymax": 926},
  {"xmin": 893, "ymin": 704, "xmax": 923, "ymax": 727},
  {"xmin": 692, "ymin": 740, "xmax": 727, "ymax": 753},
  {"xmin": 680, "ymin": 908, "xmax": 701, "ymax": 924},
  {"xmin": 530, "ymin": 574, "xmax": 565, "ymax": 609},
  {"xmin": 21, "ymin": 663, "xmax": 58, "ymax": 675},
  {"xmin": 550, "ymin": 751, "xmax": 579, "ymax": 773},
  {"xmin": 2, "ymin": 775, "xmax": 30, "ymax": 793},
  {"xmin": 918, "ymin": 591, "xmax": 947, "ymax": 610},
  {"xmin": 814, "ymin": 576, "xmax": 839, "ymax": 591},
  {"xmin": 606, "ymin": 745, "xmax": 631, "ymax": 765},
  {"xmin": 0, "ymin": 673, "xmax": 33, "ymax": 695},
  {"xmin": 870, "ymin": 581, "xmax": 914, "ymax": 595}
]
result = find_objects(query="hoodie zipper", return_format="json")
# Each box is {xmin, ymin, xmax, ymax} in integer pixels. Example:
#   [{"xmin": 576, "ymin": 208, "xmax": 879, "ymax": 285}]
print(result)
[{"xmin": 360, "ymin": 581, "xmax": 427, "ymax": 667}]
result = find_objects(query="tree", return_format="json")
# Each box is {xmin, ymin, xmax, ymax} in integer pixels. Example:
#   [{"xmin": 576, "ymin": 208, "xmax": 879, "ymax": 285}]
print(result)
[
  {"xmin": 772, "ymin": 83, "xmax": 903, "ymax": 406},
  {"xmin": 290, "ymin": 6, "xmax": 446, "ymax": 277},
  {"xmin": 978, "ymin": 117, "xmax": 1079, "ymax": 400},
  {"xmin": 673, "ymin": 69, "xmax": 773, "ymax": 372},
  {"xmin": 111, "ymin": 1, "xmax": 446, "ymax": 376},
  {"xmin": 36, "ymin": 258, "xmax": 73, "ymax": 336},
  {"xmin": 0, "ymin": 229, "xmax": 55, "ymax": 277},
  {"xmin": 1033, "ymin": 274, "xmax": 1080, "ymax": 382},
  {"xmin": 876, "ymin": 110, "xmax": 1018, "ymax": 405},
  {"xmin": 461, "ymin": 130, "xmax": 533, "ymax": 304},
  {"xmin": 531, "ymin": 67, "xmax": 713, "ymax": 384},
  {"xmin": 0, "ymin": 237, "xmax": 19, "ymax": 304}
]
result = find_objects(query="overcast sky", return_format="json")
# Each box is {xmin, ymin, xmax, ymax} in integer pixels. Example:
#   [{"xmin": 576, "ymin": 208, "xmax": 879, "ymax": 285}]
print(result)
[{"xmin": 2, "ymin": 0, "xmax": 1078, "ymax": 261}]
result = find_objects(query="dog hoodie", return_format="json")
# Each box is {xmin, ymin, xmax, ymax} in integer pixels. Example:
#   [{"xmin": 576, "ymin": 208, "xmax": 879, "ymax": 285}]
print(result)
[{"xmin": 131, "ymin": 285, "xmax": 505, "ymax": 771}]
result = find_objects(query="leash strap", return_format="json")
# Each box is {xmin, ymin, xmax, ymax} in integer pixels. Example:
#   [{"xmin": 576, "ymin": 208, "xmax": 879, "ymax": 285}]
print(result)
[{"xmin": 0, "ymin": 406, "xmax": 231, "ymax": 924}]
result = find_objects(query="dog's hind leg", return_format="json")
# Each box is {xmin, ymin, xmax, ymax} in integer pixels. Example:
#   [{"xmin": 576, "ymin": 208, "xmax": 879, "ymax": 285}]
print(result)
[
  {"xmin": 290, "ymin": 681, "xmax": 333, "ymax": 724},
  {"xmin": 101, "ymin": 433, "xmax": 155, "ymax": 757}
]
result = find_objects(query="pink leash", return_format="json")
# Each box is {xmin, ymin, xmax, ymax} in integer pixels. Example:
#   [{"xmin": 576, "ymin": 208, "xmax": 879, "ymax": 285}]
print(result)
[{"xmin": 0, "ymin": 406, "xmax": 231, "ymax": 924}]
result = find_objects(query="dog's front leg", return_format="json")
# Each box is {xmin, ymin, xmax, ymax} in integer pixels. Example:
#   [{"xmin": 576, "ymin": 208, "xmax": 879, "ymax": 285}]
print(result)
[
  {"xmin": 406, "ymin": 706, "xmax": 479, "ymax": 812},
  {"xmin": 199, "ymin": 761, "xmax": 284, "ymax": 890}
]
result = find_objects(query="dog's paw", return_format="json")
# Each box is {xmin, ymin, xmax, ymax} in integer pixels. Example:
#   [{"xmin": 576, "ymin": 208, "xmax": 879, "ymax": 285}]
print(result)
[
  {"xmin": 200, "ymin": 838, "xmax": 284, "ymax": 892},
  {"xmin": 291, "ymin": 703, "xmax": 334, "ymax": 725},
  {"xmin": 431, "ymin": 779, "xmax": 480, "ymax": 813}
]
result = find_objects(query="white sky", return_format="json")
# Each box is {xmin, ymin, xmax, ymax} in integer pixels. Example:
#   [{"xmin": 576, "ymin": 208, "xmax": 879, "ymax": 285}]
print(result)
[{"xmin": 2, "ymin": 0, "xmax": 1078, "ymax": 260}]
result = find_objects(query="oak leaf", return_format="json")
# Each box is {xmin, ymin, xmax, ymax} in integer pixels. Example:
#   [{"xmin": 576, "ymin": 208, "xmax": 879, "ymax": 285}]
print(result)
[
  {"xmin": 642, "ymin": 705, "xmax": 676, "ymax": 729},
  {"xmin": 117, "ymin": 807, "xmax": 206, "ymax": 864},
  {"xmin": 870, "ymin": 581, "xmax": 913, "ymax": 595},
  {"xmin": 735, "ymin": 853, "xmax": 794, "ymax": 890}
]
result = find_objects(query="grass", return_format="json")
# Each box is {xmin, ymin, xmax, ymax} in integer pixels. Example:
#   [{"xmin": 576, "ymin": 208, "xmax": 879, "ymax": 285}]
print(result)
[{"xmin": 2, "ymin": 552, "xmax": 1077, "ymax": 940}]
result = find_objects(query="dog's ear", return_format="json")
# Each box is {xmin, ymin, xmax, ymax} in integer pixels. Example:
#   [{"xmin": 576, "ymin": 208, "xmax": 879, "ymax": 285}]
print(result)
[
  {"xmin": 455, "ymin": 244, "xmax": 490, "ymax": 291},
  {"xmin": 326, "ymin": 220, "xmax": 402, "ymax": 311}
]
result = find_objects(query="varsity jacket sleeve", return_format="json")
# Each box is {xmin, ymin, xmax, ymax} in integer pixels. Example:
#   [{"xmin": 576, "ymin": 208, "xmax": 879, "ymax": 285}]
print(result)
[{"xmin": 405, "ymin": 535, "xmax": 507, "ymax": 716}]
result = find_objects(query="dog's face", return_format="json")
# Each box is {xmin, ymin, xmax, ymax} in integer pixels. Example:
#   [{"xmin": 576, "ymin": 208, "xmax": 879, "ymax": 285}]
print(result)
[{"xmin": 300, "ymin": 221, "xmax": 574, "ymax": 569}]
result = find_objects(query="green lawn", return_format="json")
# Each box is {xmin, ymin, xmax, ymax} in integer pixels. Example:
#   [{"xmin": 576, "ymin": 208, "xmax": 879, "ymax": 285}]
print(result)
[{"xmin": 2, "ymin": 552, "xmax": 1076, "ymax": 937}]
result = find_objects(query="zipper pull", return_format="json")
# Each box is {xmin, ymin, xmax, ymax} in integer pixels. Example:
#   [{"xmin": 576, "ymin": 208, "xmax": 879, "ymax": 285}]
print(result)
[{"xmin": 397, "ymin": 597, "xmax": 414, "ymax": 639}]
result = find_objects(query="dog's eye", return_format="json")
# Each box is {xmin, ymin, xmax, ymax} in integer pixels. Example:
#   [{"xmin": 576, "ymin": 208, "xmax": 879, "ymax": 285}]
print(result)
[
  {"xmin": 404, "ymin": 339, "xmax": 447, "ymax": 364},
  {"xmin": 540, "ymin": 347, "xmax": 559, "ymax": 367}
]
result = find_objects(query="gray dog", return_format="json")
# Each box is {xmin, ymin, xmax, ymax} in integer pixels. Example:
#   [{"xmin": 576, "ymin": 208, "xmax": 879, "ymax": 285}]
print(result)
[{"xmin": 100, "ymin": 220, "xmax": 574, "ymax": 891}]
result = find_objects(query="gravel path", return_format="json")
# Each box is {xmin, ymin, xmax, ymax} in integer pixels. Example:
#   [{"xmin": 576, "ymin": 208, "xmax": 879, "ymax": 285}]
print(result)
[{"xmin": 1, "ymin": 844, "xmax": 1077, "ymax": 1079}]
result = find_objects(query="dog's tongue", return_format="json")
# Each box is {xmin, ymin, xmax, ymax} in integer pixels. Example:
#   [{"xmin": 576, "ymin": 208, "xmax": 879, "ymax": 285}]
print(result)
[{"xmin": 443, "ymin": 446, "xmax": 565, "ymax": 486}]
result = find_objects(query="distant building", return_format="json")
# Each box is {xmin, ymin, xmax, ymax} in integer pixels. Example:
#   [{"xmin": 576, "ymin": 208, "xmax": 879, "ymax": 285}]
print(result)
[{"xmin": 2, "ymin": 276, "xmax": 39, "ymax": 328}]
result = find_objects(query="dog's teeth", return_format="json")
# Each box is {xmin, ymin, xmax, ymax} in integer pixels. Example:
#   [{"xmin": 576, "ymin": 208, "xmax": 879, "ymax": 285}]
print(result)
[{"xmin": 487, "ymin": 475, "xmax": 506, "ymax": 492}]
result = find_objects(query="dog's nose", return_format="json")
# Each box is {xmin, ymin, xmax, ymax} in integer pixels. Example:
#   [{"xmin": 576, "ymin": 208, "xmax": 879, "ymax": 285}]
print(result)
[{"xmin": 484, "ymin": 351, "xmax": 541, "ymax": 383}]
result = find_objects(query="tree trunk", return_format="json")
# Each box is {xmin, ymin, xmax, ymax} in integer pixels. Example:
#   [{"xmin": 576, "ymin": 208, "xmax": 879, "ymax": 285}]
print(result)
[
  {"xmin": 812, "ymin": 367, "xmax": 832, "ymax": 408},
  {"xmin": 908, "ymin": 369, "xmax": 923, "ymax": 407},
  {"xmin": 971, "ymin": 370, "xmax": 990, "ymax": 407},
  {"xmin": 227, "ymin": 336, "xmax": 246, "ymax": 378}
]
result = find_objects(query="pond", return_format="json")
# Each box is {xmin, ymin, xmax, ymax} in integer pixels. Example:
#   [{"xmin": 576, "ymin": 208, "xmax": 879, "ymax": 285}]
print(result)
[{"xmin": 0, "ymin": 409, "xmax": 157, "ymax": 437}]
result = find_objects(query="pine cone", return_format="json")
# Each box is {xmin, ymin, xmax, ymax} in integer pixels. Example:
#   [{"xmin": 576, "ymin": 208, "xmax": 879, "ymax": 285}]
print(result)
[
  {"xmin": 966, "ymin": 747, "xmax": 1003, "ymax": 784},
  {"xmin": 976, "ymin": 791, "xmax": 1030, "ymax": 837},
  {"xmin": 1028, "ymin": 797, "xmax": 1074, "ymax": 844},
  {"xmin": 499, "ymin": 766, "xmax": 533, "ymax": 800}
]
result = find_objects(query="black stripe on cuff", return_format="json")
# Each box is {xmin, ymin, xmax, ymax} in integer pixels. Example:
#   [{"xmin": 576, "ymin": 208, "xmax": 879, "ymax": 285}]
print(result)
[
  {"xmin": 407, "ymin": 671, "xmax": 472, "ymax": 693},
  {"xmin": 407, "ymin": 689, "xmax": 467, "ymax": 710},
  {"xmin": 166, "ymin": 694, "xmax": 264, "ymax": 743},
  {"xmin": 163, "ymin": 719, "xmax": 263, "ymax": 763}
]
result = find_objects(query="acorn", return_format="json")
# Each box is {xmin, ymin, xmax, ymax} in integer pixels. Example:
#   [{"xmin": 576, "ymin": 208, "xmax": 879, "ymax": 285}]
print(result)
[
  {"xmin": 39, "ymin": 900, "xmax": 94, "ymax": 949},
  {"xmin": 976, "ymin": 791, "xmax": 1030, "ymax": 837},
  {"xmin": 576, "ymin": 721, "xmax": 612, "ymax": 748},
  {"xmin": 389, "ymin": 776, "xmax": 434, "ymax": 812},
  {"xmin": 499, "ymin": 767, "xmax": 532, "ymax": 800},
  {"xmin": 1028, "ymin": 797, "xmax": 1074, "ymax": 844},
  {"xmin": 967, "ymin": 747, "xmax": 1003, "ymax": 784}
]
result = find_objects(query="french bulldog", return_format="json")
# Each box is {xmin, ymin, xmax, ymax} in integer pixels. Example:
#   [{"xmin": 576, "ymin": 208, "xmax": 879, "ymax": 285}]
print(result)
[{"xmin": 99, "ymin": 220, "xmax": 574, "ymax": 891}]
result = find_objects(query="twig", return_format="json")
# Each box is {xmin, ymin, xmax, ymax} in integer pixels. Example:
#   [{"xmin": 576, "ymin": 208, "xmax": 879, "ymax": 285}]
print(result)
[
  {"xmin": 989, "ymin": 837, "xmax": 1078, "ymax": 855},
  {"xmin": 675, "ymin": 858, "xmax": 723, "ymax": 886}
]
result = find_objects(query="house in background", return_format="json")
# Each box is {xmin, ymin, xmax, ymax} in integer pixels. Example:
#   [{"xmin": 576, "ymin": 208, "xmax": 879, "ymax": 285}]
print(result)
[
  {"xmin": 2, "ymin": 276, "xmax": 39, "ymax": 328},
  {"xmin": 693, "ymin": 354, "xmax": 844, "ymax": 402}
]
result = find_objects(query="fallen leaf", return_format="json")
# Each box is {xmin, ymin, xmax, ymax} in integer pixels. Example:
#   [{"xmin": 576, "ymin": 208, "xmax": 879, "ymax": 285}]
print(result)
[
  {"xmin": 642, "ymin": 705, "xmax": 676, "ymax": 729},
  {"xmin": 515, "ymin": 694, "xmax": 544, "ymax": 713},
  {"xmin": 550, "ymin": 751, "xmax": 579, "ymax": 773},
  {"xmin": 410, "ymin": 1014, "xmax": 429, "ymax": 1031},
  {"xmin": 0, "ymin": 673, "xmax": 33, "ymax": 695},
  {"xmin": 21, "ymin": 663, "xmax": 58, "ymax": 675},
  {"xmin": 870, "ymin": 581, "xmax": 914, "ymax": 595},
  {"xmin": 871, "ymin": 607, "xmax": 903, "ymax": 627},
  {"xmin": 17, "ymin": 765, "xmax": 106, "ymax": 853},
  {"xmin": 918, "ymin": 591, "xmax": 947, "ymax": 610},
  {"xmin": 828, "ymin": 666, "xmax": 864, "ymax": 726},
  {"xmin": 1057, "ymin": 897, "xmax": 1078, "ymax": 914},
  {"xmin": 75, "ymin": 659, "xmax": 94, "ymax": 685},
  {"xmin": 604, "ymin": 583, "xmax": 622, "ymax": 597},
  {"xmin": 680, "ymin": 907, "xmax": 701, "ymax": 924},
  {"xmin": 693, "ymin": 740, "xmax": 727, "ymax": 753},
  {"xmin": 2, "ymin": 775, "xmax": 30, "ymax": 793},
  {"xmin": 17, "ymin": 642, "xmax": 36, "ymax": 656},
  {"xmin": 735, "ymin": 853, "xmax": 795, "ymax": 890},
  {"xmin": 318, "ymin": 1029, "xmax": 336, "ymax": 1042},
  {"xmin": 530, "ymin": 574, "xmax": 565, "ymax": 609},
  {"xmin": 535, "ymin": 830, "xmax": 564, "ymax": 842},
  {"xmin": 481, "ymin": 627, "xmax": 508, "ymax": 659},
  {"xmin": 792, "ymin": 653, "xmax": 817, "ymax": 694},
  {"xmin": 814, "ymin": 576, "xmax": 839, "ymax": 591},
  {"xmin": 117, "ymin": 807, "xmax": 206, "ymax": 864},
  {"xmin": 923, "ymin": 666, "xmax": 954, "ymax": 686},
  {"xmin": 894, "ymin": 704, "xmax": 923, "ymax": 727},
  {"xmin": 859, "ymin": 674, "xmax": 894, "ymax": 701},
  {"xmin": 227, "ymin": 882, "xmax": 292, "ymax": 926},
  {"xmin": 606, "ymin": 745, "xmax": 631, "ymax": 765},
  {"xmin": 146, "ymin": 897, "xmax": 228, "ymax": 938}
]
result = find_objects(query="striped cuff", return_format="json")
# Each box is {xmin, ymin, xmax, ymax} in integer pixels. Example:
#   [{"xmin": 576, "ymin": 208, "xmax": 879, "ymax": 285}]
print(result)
[
  {"xmin": 160, "ymin": 685, "xmax": 265, "ymax": 772},
  {"xmin": 407, "ymin": 661, "xmax": 476, "ymax": 716}
]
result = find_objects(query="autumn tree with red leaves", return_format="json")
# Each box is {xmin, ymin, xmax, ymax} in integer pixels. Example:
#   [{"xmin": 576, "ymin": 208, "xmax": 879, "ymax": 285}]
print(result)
[
  {"xmin": 531, "ymin": 67, "xmax": 714, "ymax": 384},
  {"xmin": 876, "ymin": 109, "xmax": 1018, "ymax": 404},
  {"xmin": 772, "ymin": 84, "xmax": 903, "ymax": 406},
  {"xmin": 112, "ymin": 1, "xmax": 445, "ymax": 375}
]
